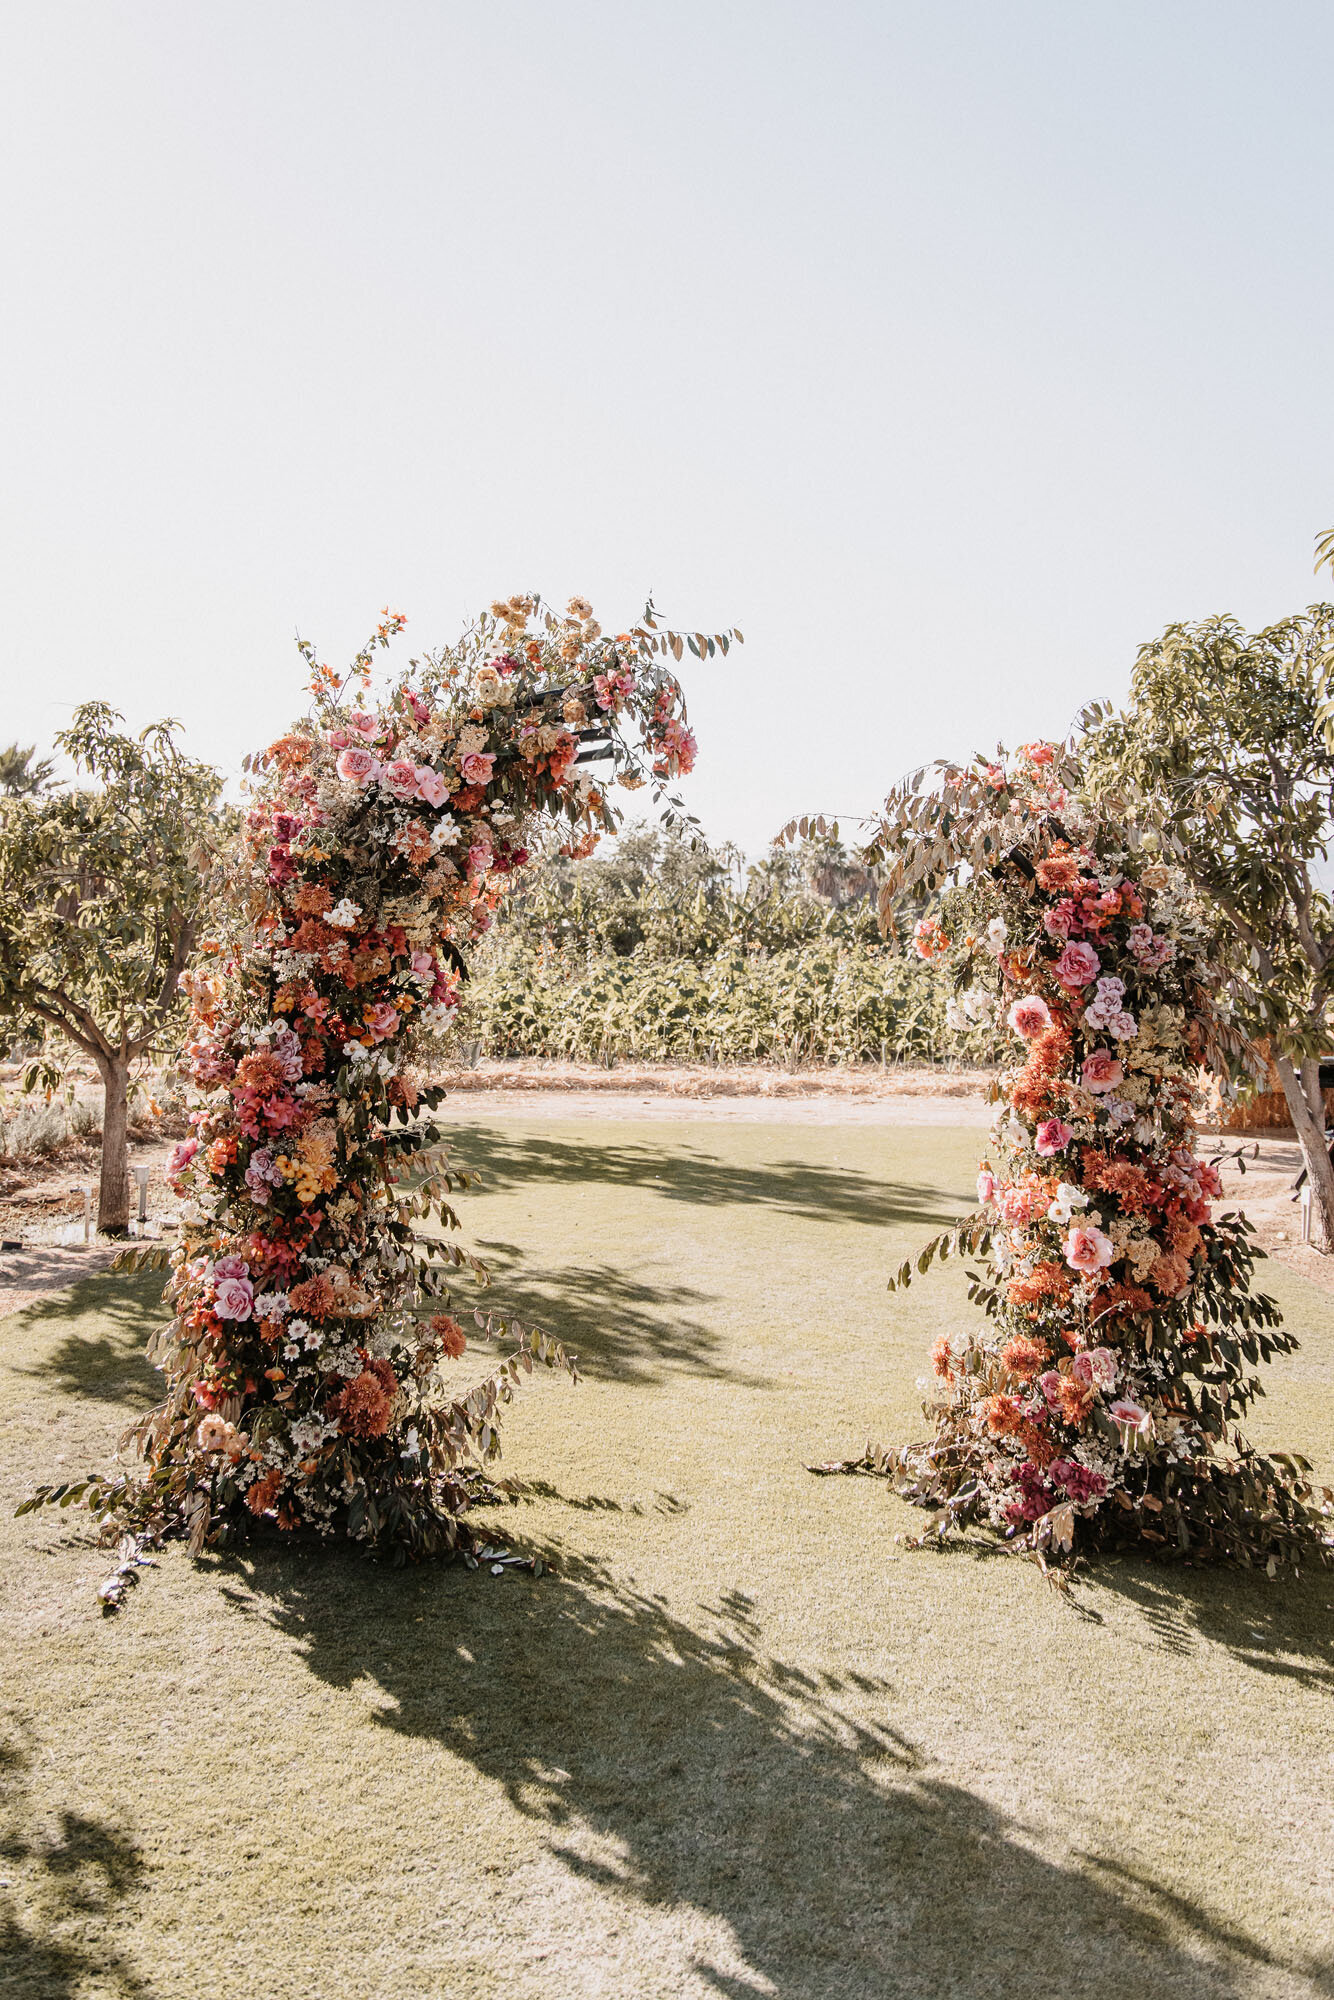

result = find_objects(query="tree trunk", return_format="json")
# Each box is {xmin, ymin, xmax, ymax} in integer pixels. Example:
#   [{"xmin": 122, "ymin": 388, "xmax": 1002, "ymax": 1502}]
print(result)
[
  {"xmin": 1275, "ymin": 1053, "xmax": 1334, "ymax": 1253},
  {"xmin": 96, "ymin": 1051, "xmax": 131, "ymax": 1236}
]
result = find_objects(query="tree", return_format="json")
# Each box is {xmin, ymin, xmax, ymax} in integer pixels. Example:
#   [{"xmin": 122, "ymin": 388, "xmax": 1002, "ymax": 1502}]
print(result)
[
  {"xmin": 0, "ymin": 705, "xmax": 222, "ymax": 1233},
  {"xmin": 1085, "ymin": 607, "xmax": 1334, "ymax": 1248},
  {"xmin": 0, "ymin": 743, "xmax": 55, "ymax": 797}
]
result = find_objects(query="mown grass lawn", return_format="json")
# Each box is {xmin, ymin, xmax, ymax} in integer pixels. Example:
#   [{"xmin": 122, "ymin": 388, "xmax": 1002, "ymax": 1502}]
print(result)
[{"xmin": 3, "ymin": 1114, "xmax": 1333, "ymax": 2000}]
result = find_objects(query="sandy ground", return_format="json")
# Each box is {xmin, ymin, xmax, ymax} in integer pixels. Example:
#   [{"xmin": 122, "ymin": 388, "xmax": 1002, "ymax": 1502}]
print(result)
[{"xmin": 0, "ymin": 1088, "xmax": 1324, "ymax": 1318}]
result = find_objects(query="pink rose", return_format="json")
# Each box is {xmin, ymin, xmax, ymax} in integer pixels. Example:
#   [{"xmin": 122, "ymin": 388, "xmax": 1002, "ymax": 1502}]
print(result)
[
  {"xmin": 977, "ymin": 1168, "xmax": 996, "ymax": 1204},
  {"xmin": 1063, "ymin": 1223, "xmax": 1115, "ymax": 1274},
  {"xmin": 1007, "ymin": 995, "xmax": 1052, "ymax": 1040},
  {"xmin": 460, "ymin": 751, "xmax": 495, "ymax": 786},
  {"xmin": 349, "ymin": 711, "xmax": 378, "ymax": 738},
  {"xmin": 1037, "ymin": 1369, "xmax": 1063, "ymax": 1405},
  {"xmin": 1055, "ymin": 941, "xmax": 1100, "ymax": 987},
  {"xmin": 381, "ymin": 758, "xmax": 420, "ymax": 799},
  {"xmin": 1081, "ymin": 1049, "xmax": 1124, "ymax": 1094},
  {"xmin": 213, "ymin": 1274, "xmax": 255, "ymax": 1321},
  {"xmin": 337, "ymin": 746, "xmax": 379, "ymax": 785},
  {"xmin": 466, "ymin": 843, "xmax": 493, "ymax": 877},
  {"xmin": 1034, "ymin": 1117, "xmax": 1073, "ymax": 1157},
  {"xmin": 1078, "ymin": 1346, "xmax": 1119, "ymax": 1389},
  {"xmin": 365, "ymin": 1002, "xmax": 402, "ymax": 1042},
  {"xmin": 415, "ymin": 765, "xmax": 448, "ymax": 808},
  {"xmin": 410, "ymin": 949, "xmax": 434, "ymax": 977},
  {"xmin": 213, "ymin": 1255, "xmax": 247, "ymax": 1279},
  {"xmin": 327, "ymin": 728, "xmax": 351, "ymax": 750},
  {"xmin": 1043, "ymin": 900, "xmax": 1078, "ymax": 939},
  {"xmin": 404, "ymin": 692, "xmax": 430, "ymax": 728},
  {"xmin": 167, "ymin": 1139, "xmax": 198, "ymax": 1178}
]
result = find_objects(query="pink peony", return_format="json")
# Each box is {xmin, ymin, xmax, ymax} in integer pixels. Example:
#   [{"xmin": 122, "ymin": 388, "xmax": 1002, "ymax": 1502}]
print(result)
[
  {"xmin": 213, "ymin": 1274, "xmax": 255, "ymax": 1321},
  {"xmin": 381, "ymin": 758, "xmax": 420, "ymax": 799},
  {"xmin": 1081, "ymin": 1049, "xmax": 1124, "ymax": 1094},
  {"xmin": 1055, "ymin": 941, "xmax": 1100, "ymax": 987},
  {"xmin": 337, "ymin": 746, "xmax": 379, "ymax": 785},
  {"xmin": 415, "ymin": 765, "xmax": 448, "ymax": 808},
  {"xmin": 364, "ymin": 1002, "xmax": 402, "ymax": 1042},
  {"xmin": 1063, "ymin": 1223, "xmax": 1115, "ymax": 1274},
  {"xmin": 460, "ymin": 750, "xmax": 496, "ymax": 786},
  {"xmin": 1007, "ymin": 995, "xmax": 1052, "ymax": 1039},
  {"xmin": 977, "ymin": 1168, "xmax": 997, "ymax": 1204},
  {"xmin": 1034, "ymin": 1117, "xmax": 1074, "ymax": 1157}
]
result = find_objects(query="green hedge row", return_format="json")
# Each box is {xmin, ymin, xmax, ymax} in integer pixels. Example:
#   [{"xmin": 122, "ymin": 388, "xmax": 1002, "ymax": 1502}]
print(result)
[{"xmin": 459, "ymin": 938, "xmax": 997, "ymax": 1067}]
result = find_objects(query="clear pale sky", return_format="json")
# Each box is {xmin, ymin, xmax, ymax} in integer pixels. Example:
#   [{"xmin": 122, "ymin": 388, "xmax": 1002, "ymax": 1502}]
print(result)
[{"xmin": 3, "ymin": 3, "xmax": 1332, "ymax": 851}]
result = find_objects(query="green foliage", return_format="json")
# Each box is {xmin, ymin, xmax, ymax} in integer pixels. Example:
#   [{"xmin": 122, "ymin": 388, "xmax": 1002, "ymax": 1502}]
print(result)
[
  {"xmin": 0, "ymin": 704, "xmax": 224, "ymax": 1065},
  {"xmin": 0, "ymin": 703, "xmax": 224, "ymax": 1229},
  {"xmin": 1085, "ymin": 608, "xmax": 1334, "ymax": 1065},
  {"xmin": 458, "ymin": 827, "xmax": 995, "ymax": 1067},
  {"xmin": 462, "ymin": 935, "xmax": 968, "ymax": 1067},
  {"xmin": 0, "ymin": 743, "xmax": 55, "ymax": 798}
]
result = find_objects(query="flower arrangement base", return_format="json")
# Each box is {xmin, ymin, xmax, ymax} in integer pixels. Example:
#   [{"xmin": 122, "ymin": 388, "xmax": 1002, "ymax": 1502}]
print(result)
[{"xmin": 832, "ymin": 743, "xmax": 1334, "ymax": 1579}]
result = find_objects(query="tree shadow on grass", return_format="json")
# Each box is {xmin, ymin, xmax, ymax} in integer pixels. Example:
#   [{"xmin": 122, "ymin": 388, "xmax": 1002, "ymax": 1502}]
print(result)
[
  {"xmin": 0, "ymin": 1728, "xmax": 152, "ymax": 1998},
  {"xmin": 461, "ymin": 1235, "xmax": 762, "ymax": 1388},
  {"xmin": 444, "ymin": 1126, "xmax": 964, "ymax": 1233},
  {"xmin": 224, "ymin": 1545, "xmax": 1325, "ymax": 2000},
  {"xmin": 15, "ymin": 1275, "xmax": 164, "ymax": 1408},
  {"xmin": 1084, "ymin": 1553, "xmax": 1334, "ymax": 1694}
]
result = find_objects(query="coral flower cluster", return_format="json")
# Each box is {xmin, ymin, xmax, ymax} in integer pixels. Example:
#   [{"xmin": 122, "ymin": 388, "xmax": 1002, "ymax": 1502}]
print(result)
[
  {"xmin": 94, "ymin": 597, "xmax": 726, "ymax": 1560},
  {"xmin": 884, "ymin": 743, "xmax": 1331, "ymax": 1569}
]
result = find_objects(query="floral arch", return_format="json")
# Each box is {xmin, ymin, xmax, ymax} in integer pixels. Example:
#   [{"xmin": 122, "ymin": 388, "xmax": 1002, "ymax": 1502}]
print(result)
[
  {"xmin": 847, "ymin": 741, "xmax": 1333, "ymax": 1574},
  {"xmin": 36, "ymin": 596, "xmax": 737, "ymax": 1578}
]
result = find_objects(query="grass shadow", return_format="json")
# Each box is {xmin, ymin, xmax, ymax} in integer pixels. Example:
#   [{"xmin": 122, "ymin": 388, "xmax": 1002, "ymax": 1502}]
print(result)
[
  {"xmin": 1084, "ymin": 1554, "xmax": 1334, "ymax": 1693},
  {"xmin": 0, "ymin": 1727, "xmax": 152, "ymax": 1998},
  {"xmin": 443, "ymin": 1126, "xmax": 964, "ymax": 1232},
  {"xmin": 219, "ymin": 1544, "xmax": 1323, "ymax": 2000},
  {"xmin": 461, "ymin": 1234, "xmax": 759, "ymax": 1387},
  {"xmin": 15, "ymin": 1274, "xmax": 164, "ymax": 1407}
]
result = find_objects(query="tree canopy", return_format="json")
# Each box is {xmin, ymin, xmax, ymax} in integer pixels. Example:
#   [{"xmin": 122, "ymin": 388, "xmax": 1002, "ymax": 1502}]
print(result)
[
  {"xmin": 0, "ymin": 703, "xmax": 223, "ymax": 1230},
  {"xmin": 1085, "ymin": 606, "xmax": 1334, "ymax": 1243}
]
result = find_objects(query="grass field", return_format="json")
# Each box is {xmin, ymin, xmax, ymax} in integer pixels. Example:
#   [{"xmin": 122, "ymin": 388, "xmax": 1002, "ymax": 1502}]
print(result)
[{"xmin": 3, "ymin": 1114, "xmax": 1333, "ymax": 2000}]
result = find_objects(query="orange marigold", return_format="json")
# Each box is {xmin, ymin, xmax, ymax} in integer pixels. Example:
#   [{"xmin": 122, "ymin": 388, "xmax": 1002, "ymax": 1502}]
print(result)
[
  {"xmin": 332, "ymin": 1358, "xmax": 398, "ymax": 1438},
  {"xmin": 984, "ymin": 1394, "xmax": 1025, "ymax": 1437},
  {"xmin": 1057, "ymin": 1379, "xmax": 1095, "ymax": 1425},
  {"xmin": 429, "ymin": 1313, "xmax": 468, "ymax": 1360},
  {"xmin": 289, "ymin": 1273, "xmax": 338, "ymax": 1320},
  {"xmin": 1006, "ymin": 1263, "xmax": 1074, "ymax": 1308},
  {"xmin": 1090, "ymin": 1283, "xmax": 1153, "ymax": 1320},
  {"xmin": 1000, "ymin": 1335, "xmax": 1048, "ymax": 1381},
  {"xmin": 245, "ymin": 1467, "xmax": 284, "ymax": 1517},
  {"xmin": 1035, "ymin": 853, "xmax": 1081, "ymax": 893}
]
